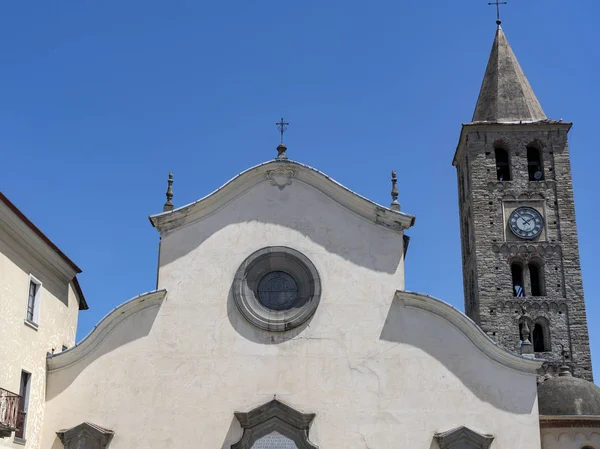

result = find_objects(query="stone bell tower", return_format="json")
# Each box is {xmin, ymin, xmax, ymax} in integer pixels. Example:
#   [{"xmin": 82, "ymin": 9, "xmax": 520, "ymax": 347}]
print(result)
[{"xmin": 453, "ymin": 22, "xmax": 593, "ymax": 381}]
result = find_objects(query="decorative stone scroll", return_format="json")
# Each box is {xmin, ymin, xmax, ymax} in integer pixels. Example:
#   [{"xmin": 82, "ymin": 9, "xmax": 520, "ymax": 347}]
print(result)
[
  {"xmin": 266, "ymin": 168, "xmax": 296, "ymax": 190},
  {"xmin": 232, "ymin": 399, "xmax": 317, "ymax": 449},
  {"xmin": 56, "ymin": 422, "xmax": 114, "ymax": 449}
]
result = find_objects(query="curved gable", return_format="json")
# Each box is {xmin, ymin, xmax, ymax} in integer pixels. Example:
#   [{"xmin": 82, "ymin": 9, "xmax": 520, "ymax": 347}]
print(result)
[
  {"xmin": 393, "ymin": 291, "xmax": 543, "ymax": 374},
  {"xmin": 149, "ymin": 160, "xmax": 415, "ymax": 234}
]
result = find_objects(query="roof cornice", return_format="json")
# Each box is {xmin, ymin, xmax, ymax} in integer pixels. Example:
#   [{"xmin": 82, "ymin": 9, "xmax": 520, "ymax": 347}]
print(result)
[
  {"xmin": 72, "ymin": 277, "xmax": 89, "ymax": 311},
  {"xmin": 0, "ymin": 192, "xmax": 82, "ymax": 274},
  {"xmin": 539, "ymin": 415, "xmax": 600, "ymax": 428},
  {"xmin": 0, "ymin": 193, "xmax": 88, "ymax": 310},
  {"xmin": 47, "ymin": 290, "xmax": 167, "ymax": 372},
  {"xmin": 396, "ymin": 291, "xmax": 543, "ymax": 374},
  {"xmin": 149, "ymin": 160, "xmax": 415, "ymax": 234}
]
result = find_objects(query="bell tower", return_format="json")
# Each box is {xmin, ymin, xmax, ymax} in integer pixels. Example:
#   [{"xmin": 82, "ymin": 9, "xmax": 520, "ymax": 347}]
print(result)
[{"xmin": 453, "ymin": 22, "xmax": 593, "ymax": 381}]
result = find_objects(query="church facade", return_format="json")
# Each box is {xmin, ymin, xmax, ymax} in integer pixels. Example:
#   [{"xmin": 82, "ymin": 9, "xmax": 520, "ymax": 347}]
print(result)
[{"xmin": 0, "ymin": 20, "xmax": 599, "ymax": 449}]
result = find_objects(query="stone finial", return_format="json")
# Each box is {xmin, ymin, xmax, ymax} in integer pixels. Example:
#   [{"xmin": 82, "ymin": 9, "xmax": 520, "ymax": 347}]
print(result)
[
  {"xmin": 558, "ymin": 365, "xmax": 572, "ymax": 377},
  {"xmin": 558, "ymin": 345, "xmax": 572, "ymax": 377},
  {"xmin": 520, "ymin": 320, "xmax": 533, "ymax": 354},
  {"xmin": 163, "ymin": 172, "xmax": 174, "ymax": 212},
  {"xmin": 390, "ymin": 170, "xmax": 400, "ymax": 211},
  {"xmin": 276, "ymin": 144, "xmax": 288, "ymax": 160},
  {"xmin": 521, "ymin": 320, "xmax": 531, "ymax": 343}
]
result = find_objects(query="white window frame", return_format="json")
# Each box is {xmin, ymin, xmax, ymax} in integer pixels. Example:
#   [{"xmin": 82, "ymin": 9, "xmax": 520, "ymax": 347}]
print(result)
[
  {"xmin": 25, "ymin": 275, "xmax": 42, "ymax": 327},
  {"xmin": 15, "ymin": 369, "xmax": 31, "ymax": 442}
]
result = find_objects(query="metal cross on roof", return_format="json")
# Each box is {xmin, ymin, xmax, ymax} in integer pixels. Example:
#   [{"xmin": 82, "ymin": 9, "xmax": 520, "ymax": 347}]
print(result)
[
  {"xmin": 488, "ymin": 0, "xmax": 507, "ymax": 24},
  {"xmin": 276, "ymin": 117, "xmax": 289, "ymax": 144}
]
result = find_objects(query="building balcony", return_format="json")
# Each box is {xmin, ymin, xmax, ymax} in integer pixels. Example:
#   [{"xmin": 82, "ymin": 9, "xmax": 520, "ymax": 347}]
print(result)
[{"xmin": 0, "ymin": 388, "xmax": 21, "ymax": 438}]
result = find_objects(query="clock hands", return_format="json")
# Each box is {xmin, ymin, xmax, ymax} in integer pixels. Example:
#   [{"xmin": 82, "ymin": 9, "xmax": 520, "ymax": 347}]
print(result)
[
  {"xmin": 509, "ymin": 207, "xmax": 543, "ymax": 239},
  {"xmin": 515, "ymin": 212, "xmax": 535, "ymax": 226}
]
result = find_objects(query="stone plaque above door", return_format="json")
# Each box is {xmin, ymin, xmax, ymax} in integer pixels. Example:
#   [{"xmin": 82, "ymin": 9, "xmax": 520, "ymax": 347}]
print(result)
[{"xmin": 252, "ymin": 431, "xmax": 298, "ymax": 449}]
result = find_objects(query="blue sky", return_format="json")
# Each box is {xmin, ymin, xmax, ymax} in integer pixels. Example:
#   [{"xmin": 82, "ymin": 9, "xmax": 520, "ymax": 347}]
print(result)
[{"xmin": 1, "ymin": 1, "xmax": 598, "ymax": 378}]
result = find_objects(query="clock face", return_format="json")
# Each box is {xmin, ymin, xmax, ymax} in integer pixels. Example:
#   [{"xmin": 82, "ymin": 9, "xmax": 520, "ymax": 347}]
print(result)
[{"xmin": 509, "ymin": 207, "xmax": 544, "ymax": 239}]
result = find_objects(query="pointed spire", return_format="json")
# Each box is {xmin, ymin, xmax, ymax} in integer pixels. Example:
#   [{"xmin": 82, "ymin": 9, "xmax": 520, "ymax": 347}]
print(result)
[
  {"xmin": 390, "ymin": 170, "xmax": 400, "ymax": 211},
  {"xmin": 472, "ymin": 24, "xmax": 547, "ymax": 123},
  {"xmin": 163, "ymin": 172, "xmax": 174, "ymax": 212}
]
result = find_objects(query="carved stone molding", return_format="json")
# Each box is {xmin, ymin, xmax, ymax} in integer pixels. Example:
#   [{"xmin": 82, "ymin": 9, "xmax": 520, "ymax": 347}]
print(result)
[
  {"xmin": 56, "ymin": 422, "xmax": 114, "ymax": 449},
  {"xmin": 493, "ymin": 299, "xmax": 568, "ymax": 314},
  {"xmin": 492, "ymin": 243, "xmax": 562, "ymax": 258},
  {"xmin": 435, "ymin": 426, "xmax": 494, "ymax": 449},
  {"xmin": 232, "ymin": 399, "xmax": 317, "ymax": 449},
  {"xmin": 539, "ymin": 415, "xmax": 600, "ymax": 429},
  {"xmin": 265, "ymin": 168, "xmax": 297, "ymax": 190}
]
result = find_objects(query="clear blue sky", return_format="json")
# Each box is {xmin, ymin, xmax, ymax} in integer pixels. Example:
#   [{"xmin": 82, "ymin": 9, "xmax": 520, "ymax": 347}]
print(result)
[{"xmin": 1, "ymin": 1, "xmax": 598, "ymax": 378}]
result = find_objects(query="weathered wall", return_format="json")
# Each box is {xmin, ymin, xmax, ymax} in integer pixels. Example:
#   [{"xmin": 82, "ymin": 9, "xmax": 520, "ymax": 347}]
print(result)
[
  {"xmin": 0, "ymin": 228, "xmax": 79, "ymax": 449},
  {"xmin": 455, "ymin": 123, "xmax": 593, "ymax": 381},
  {"xmin": 42, "ymin": 177, "xmax": 541, "ymax": 449}
]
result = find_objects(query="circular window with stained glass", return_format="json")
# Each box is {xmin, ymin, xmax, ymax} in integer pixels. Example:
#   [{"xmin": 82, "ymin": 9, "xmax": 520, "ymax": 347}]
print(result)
[
  {"xmin": 257, "ymin": 271, "xmax": 299, "ymax": 311},
  {"xmin": 233, "ymin": 247, "xmax": 321, "ymax": 332}
]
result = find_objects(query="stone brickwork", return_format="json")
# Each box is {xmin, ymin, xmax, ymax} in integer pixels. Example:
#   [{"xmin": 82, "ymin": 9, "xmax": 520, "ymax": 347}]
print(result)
[{"xmin": 454, "ymin": 122, "xmax": 593, "ymax": 382}]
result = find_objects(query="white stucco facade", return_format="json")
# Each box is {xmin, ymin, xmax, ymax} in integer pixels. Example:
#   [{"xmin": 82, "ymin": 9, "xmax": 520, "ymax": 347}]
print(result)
[
  {"xmin": 41, "ymin": 161, "xmax": 545, "ymax": 449},
  {"xmin": 0, "ymin": 195, "xmax": 84, "ymax": 449}
]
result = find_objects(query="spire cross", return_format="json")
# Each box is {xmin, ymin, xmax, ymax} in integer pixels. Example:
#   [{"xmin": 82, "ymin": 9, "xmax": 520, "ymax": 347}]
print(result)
[
  {"xmin": 488, "ymin": 0, "xmax": 507, "ymax": 24},
  {"xmin": 276, "ymin": 117, "xmax": 289, "ymax": 144}
]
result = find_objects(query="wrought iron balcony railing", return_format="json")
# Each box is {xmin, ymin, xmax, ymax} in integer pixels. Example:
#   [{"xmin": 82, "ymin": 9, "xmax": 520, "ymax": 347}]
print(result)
[{"xmin": 0, "ymin": 388, "xmax": 22, "ymax": 435}]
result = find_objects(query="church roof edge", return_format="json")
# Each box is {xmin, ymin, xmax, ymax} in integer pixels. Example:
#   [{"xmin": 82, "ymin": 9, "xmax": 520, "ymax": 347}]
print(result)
[
  {"xmin": 149, "ymin": 160, "xmax": 415, "ymax": 234},
  {"xmin": 397, "ymin": 291, "xmax": 544, "ymax": 374},
  {"xmin": 47, "ymin": 289, "xmax": 167, "ymax": 372}
]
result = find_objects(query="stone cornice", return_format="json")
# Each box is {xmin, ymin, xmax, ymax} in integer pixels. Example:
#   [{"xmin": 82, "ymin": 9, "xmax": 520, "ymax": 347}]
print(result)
[
  {"xmin": 539, "ymin": 415, "xmax": 600, "ymax": 429},
  {"xmin": 47, "ymin": 290, "xmax": 167, "ymax": 372},
  {"xmin": 149, "ymin": 160, "xmax": 415, "ymax": 234},
  {"xmin": 396, "ymin": 291, "xmax": 544, "ymax": 374}
]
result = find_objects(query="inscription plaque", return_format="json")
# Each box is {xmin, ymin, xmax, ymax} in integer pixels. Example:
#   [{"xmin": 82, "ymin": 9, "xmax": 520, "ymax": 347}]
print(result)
[{"xmin": 252, "ymin": 431, "xmax": 298, "ymax": 449}]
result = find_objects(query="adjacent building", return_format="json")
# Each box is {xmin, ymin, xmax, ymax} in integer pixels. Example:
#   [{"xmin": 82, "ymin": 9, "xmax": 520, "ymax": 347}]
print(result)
[{"xmin": 0, "ymin": 194, "xmax": 87, "ymax": 448}]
